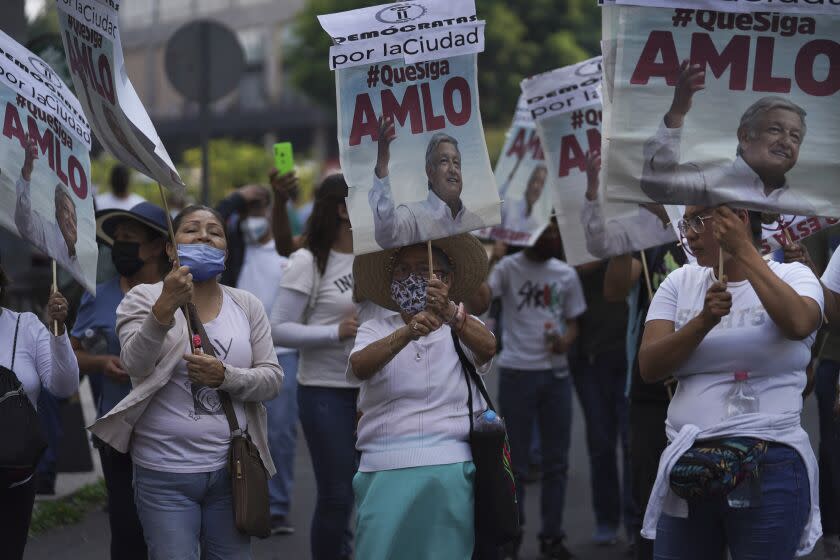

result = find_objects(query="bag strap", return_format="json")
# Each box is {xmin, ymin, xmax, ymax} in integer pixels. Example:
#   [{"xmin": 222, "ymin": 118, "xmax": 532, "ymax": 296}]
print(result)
[
  {"xmin": 185, "ymin": 302, "xmax": 242, "ymax": 436},
  {"xmin": 10, "ymin": 313, "xmax": 21, "ymax": 371},
  {"xmin": 303, "ymin": 252, "xmax": 322, "ymax": 324},
  {"xmin": 451, "ymin": 329, "xmax": 496, "ymax": 434}
]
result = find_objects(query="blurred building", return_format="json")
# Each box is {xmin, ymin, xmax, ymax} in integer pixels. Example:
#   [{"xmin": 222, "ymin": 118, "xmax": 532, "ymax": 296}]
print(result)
[{"xmin": 119, "ymin": 0, "xmax": 333, "ymax": 158}]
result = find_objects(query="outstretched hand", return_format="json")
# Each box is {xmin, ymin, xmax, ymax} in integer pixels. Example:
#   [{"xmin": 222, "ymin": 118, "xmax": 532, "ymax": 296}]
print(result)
[
  {"xmin": 22, "ymin": 135, "xmax": 38, "ymax": 182},
  {"xmin": 374, "ymin": 116, "xmax": 396, "ymax": 179},
  {"xmin": 665, "ymin": 60, "xmax": 705, "ymax": 129},
  {"xmin": 584, "ymin": 150, "xmax": 601, "ymax": 201}
]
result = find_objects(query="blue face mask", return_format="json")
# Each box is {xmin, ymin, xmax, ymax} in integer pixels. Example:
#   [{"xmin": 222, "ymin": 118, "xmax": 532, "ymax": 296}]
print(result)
[{"xmin": 177, "ymin": 244, "xmax": 226, "ymax": 282}]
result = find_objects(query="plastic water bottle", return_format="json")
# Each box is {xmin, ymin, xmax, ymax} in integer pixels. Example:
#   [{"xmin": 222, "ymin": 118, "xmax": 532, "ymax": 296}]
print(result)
[
  {"xmin": 725, "ymin": 371, "xmax": 761, "ymax": 508},
  {"xmin": 81, "ymin": 328, "xmax": 108, "ymax": 355},
  {"xmin": 474, "ymin": 410, "xmax": 506, "ymax": 434},
  {"xmin": 543, "ymin": 322, "xmax": 557, "ymax": 352},
  {"xmin": 725, "ymin": 371, "xmax": 759, "ymax": 418}
]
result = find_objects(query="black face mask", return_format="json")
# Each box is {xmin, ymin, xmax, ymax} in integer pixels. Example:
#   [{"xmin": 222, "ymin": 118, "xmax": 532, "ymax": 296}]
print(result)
[{"xmin": 111, "ymin": 240, "xmax": 145, "ymax": 277}]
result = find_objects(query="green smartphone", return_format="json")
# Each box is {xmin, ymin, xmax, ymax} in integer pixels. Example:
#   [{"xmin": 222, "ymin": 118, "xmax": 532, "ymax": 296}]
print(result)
[{"xmin": 273, "ymin": 142, "xmax": 294, "ymax": 175}]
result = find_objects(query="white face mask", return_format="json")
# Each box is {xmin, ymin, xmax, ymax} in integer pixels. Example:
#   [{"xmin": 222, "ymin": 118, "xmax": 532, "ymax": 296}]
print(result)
[{"xmin": 242, "ymin": 216, "xmax": 269, "ymax": 244}]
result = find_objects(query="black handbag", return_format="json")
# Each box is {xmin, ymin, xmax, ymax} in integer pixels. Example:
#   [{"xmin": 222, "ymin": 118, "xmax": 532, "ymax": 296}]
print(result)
[
  {"xmin": 187, "ymin": 304, "xmax": 271, "ymax": 538},
  {"xmin": 451, "ymin": 330, "xmax": 520, "ymax": 549},
  {"xmin": 0, "ymin": 314, "xmax": 47, "ymax": 472}
]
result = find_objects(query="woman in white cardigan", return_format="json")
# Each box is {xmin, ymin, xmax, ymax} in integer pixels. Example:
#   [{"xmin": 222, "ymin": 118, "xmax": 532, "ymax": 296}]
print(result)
[{"xmin": 91, "ymin": 205, "xmax": 283, "ymax": 560}]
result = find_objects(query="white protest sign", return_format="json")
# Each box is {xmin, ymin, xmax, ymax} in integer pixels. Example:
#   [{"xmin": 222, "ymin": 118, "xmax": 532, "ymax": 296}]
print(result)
[
  {"xmin": 0, "ymin": 30, "xmax": 96, "ymax": 293},
  {"xmin": 56, "ymin": 0, "xmax": 184, "ymax": 191}
]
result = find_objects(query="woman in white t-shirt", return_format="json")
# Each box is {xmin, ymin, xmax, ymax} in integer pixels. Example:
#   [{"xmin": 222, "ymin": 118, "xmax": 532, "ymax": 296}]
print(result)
[
  {"xmin": 270, "ymin": 175, "xmax": 362, "ymax": 560},
  {"xmin": 638, "ymin": 205, "xmax": 823, "ymax": 559},
  {"xmin": 347, "ymin": 235, "xmax": 496, "ymax": 560},
  {"xmin": 0, "ymin": 260, "xmax": 79, "ymax": 560},
  {"xmin": 91, "ymin": 206, "xmax": 283, "ymax": 560}
]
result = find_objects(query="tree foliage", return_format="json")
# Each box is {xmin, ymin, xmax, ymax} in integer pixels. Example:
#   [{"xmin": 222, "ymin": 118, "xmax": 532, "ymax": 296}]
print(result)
[{"xmin": 287, "ymin": 0, "xmax": 602, "ymax": 125}]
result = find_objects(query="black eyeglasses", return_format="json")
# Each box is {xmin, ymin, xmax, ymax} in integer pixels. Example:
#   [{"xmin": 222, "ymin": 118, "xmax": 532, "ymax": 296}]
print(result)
[{"xmin": 677, "ymin": 215, "xmax": 713, "ymax": 237}]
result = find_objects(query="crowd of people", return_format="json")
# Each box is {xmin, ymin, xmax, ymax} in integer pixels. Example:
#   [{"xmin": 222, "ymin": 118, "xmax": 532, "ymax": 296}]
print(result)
[{"xmin": 0, "ymin": 157, "xmax": 839, "ymax": 560}]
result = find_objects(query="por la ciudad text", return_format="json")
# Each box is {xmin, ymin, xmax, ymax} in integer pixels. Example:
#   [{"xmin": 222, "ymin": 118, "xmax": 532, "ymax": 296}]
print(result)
[
  {"xmin": 530, "ymin": 88, "xmax": 601, "ymax": 120},
  {"xmin": 331, "ymin": 28, "xmax": 481, "ymax": 69}
]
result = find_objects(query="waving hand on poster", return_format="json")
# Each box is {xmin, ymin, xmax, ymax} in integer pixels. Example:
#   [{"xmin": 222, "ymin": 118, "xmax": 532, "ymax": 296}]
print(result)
[
  {"xmin": 0, "ymin": 30, "xmax": 96, "ymax": 293},
  {"xmin": 319, "ymin": 0, "xmax": 500, "ymax": 254},
  {"xmin": 603, "ymin": 0, "xmax": 840, "ymax": 218},
  {"xmin": 522, "ymin": 57, "xmax": 675, "ymax": 266},
  {"xmin": 55, "ymin": 0, "xmax": 184, "ymax": 191}
]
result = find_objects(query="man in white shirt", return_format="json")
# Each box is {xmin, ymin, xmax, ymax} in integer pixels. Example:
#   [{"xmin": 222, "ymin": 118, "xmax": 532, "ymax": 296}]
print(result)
[
  {"xmin": 485, "ymin": 220, "xmax": 587, "ymax": 559},
  {"xmin": 582, "ymin": 150, "xmax": 675, "ymax": 258},
  {"xmin": 502, "ymin": 164, "xmax": 548, "ymax": 234},
  {"xmin": 95, "ymin": 164, "xmax": 146, "ymax": 211},
  {"xmin": 640, "ymin": 61, "xmax": 814, "ymax": 216},
  {"xmin": 14, "ymin": 136, "xmax": 83, "ymax": 280},
  {"xmin": 369, "ymin": 116, "xmax": 486, "ymax": 249}
]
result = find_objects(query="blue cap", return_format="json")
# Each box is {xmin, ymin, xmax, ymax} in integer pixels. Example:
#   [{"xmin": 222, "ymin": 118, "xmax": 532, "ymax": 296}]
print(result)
[
  {"xmin": 96, "ymin": 202, "xmax": 169, "ymax": 246},
  {"xmin": 483, "ymin": 410, "xmax": 497, "ymax": 421}
]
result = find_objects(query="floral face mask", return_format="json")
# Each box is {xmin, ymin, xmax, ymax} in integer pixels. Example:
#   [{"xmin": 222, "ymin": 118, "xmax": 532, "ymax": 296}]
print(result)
[{"xmin": 390, "ymin": 272, "xmax": 428, "ymax": 316}]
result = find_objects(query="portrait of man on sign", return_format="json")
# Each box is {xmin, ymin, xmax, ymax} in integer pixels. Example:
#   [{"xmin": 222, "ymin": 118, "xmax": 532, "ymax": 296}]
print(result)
[
  {"xmin": 369, "ymin": 116, "xmax": 486, "ymax": 249},
  {"xmin": 640, "ymin": 61, "xmax": 814, "ymax": 216},
  {"xmin": 502, "ymin": 164, "xmax": 548, "ymax": 234},
  {"xmin": 14, "ymin": 136, "xmax": 84, "ymax": 279}
]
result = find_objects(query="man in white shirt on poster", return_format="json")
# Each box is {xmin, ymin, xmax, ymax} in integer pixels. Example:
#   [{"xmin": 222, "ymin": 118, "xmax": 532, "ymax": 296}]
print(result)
[
  {"xmin": 641, "ymin": 60, "xmax": 814, "ymax": 216},
  {"xmin": 502, "ymin": 164, "xmax": 548, "ymax": 234},
  {"xmin": 369, "ymin": 116, "xmax": 486, "ymax": 249},
  {"xmin": 14, "ymin": 136, "xmax": 84, "ymax": 280}
]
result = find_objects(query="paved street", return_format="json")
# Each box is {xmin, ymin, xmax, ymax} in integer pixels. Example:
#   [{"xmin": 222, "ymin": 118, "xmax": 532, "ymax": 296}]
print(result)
[{"xmin": 24, "ymin": 368, "xmax": 827, "ymax": 560}]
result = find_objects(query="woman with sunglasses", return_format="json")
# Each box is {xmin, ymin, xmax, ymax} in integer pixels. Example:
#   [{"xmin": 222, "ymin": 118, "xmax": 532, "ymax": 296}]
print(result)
[{"xmin": 638, "ymin": 205, "xmax": 823, "ymax": 559}]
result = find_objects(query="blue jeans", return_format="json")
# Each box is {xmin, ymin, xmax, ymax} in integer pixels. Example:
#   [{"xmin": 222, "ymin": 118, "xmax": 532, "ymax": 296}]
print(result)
[
  {"xmin": 571, "ymin": 348, "xmax": 635, "ymax": 534},
  {"xmin": 815, "ymin": 359, "xmax": 840, "ymax": 535},
  {"xmin": 132, "ymin": 465, "xmax": 250, "ymax": 560},
  {"xmin": 653, "ymin": 444, "xmax": 810, "ymax": 560},
  {"xmin": 265, "ymin": 351, "xmax": 299, "ymax": 518},
  {"xmin": 499, "ymin": 368, "xmax": 572, "ymax": 539},
  {"xmin": 298, "ymin": 385, "xmax": 358, "ymax": 560}
]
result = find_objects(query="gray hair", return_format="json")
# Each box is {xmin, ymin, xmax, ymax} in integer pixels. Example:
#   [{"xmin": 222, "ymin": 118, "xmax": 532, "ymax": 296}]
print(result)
[
  {"xmin": 54, "ymin": 183, "xmax": 76, "ymax": 211},
  {"xmin": 425, "ymin": 133, "xmax": 460, "ymax": 169},
  {"xmin": 736, "ymin": 96, "xmax": 806, "ymax": 157}
]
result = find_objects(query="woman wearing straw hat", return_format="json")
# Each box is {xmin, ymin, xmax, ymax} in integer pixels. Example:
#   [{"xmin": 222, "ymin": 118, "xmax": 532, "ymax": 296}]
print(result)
[{"xmin": 348, "ymin": 234, "xmax": 497, "ymax": 559}]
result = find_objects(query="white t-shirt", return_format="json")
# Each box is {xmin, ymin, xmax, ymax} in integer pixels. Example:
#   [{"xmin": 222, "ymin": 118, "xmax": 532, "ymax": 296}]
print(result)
[
  {"xmin": 350, "ymin": 315, "xmax": 489, "ymax": 472},
  {"xmin": 646, "ymin": 262, "xmax": 824, "ymax": 431},
  {"xmin": 279, "ymin": 248, "xmax": 357, "ymax": 388},
  {"xmin": 131, "ymin": 293, "xmax": 250, "ymax": 473},
  {"xmin": 237, "ymin": 241, "xmax": 292, "ymax": 355},
  {"xmin": 487, "ymin": 252, "xmax": 587, "ymax": 371},
  {"xmin": 95, "ymin": 192, "xmax": 146, "ymax": 211},
  {"xmin": 823, "ymin": 246, "xmax": 840, "ymax": 294},
  {"xmin": 0, "ymin": 310, "xmax": 79, "ymax": 406}
]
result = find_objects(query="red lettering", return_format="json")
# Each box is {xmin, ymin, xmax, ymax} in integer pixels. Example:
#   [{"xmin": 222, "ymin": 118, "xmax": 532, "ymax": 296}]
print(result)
[
  {"xmin": 420, "ymin": 83, "xmax": 445, "ymax": 131},
  {"xmin": 795, "ymin": 220, "xmax": 812, "ymax": 238},
  {"xmin": 26, "ymin": 118, "xmax": 55, "ymax": 172},
  {"xmin": 68, "ymin": 155, "xmax": 88, "ymax": 199},
  {"xmin": 527, "ymin": 130, "xmax": 544, "ymax": 160},
  {"xmin": 807, "ymin": 216, "xmax": 821, "ymax": 232},
  {"xmin": 348, "ymin": 93, "xmax": 378, "ymax": 146},
  {"xmin": 53, "ymin": 141, "xmax": 68, "ymax": 186},
  {"xmin": 97, "ymin": 53, "xmax": 115, "ymax": 105},
  {"xmin": 586, "ymin": 128, "xmax": 602, "ymax": 155},
  {"xmin": 796, "ymin": 39, "xmax": 840, "ymax": 96},
  {"xmin": 690, "ymin": 33, "xmax": 750, "ymax": 91},
  {"xmin": 506, "ymin": 129, "xmax": 528, "ymax": 159},
  {"xmin": 630, "ymin": 31, "xmax": 680, "ymax": 86},
  {"xmin": 753, "ymin": 37, "xmax": 791, "ymax": 93},
  {"xmin": 442, "ymin": 77, "xmax": 471, "ymax": 126},
  {"xmin": 772, "ymin": 232, "xmax": 787, "ymax": 246},
  {"xmin": 381, "ymin": 86, "xmax": 423, "ymax": 135},
  {"xmin": 557, "ymin": 134, "xmax": 586, "ymax": 178},
  {"xmin": 2, "ymin": 103, "xmax": 27, "ymax": 147}
]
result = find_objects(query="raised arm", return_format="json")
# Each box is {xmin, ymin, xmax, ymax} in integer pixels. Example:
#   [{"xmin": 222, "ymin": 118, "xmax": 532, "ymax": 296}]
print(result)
[
  {"xmin": 35, "ymin": 293, "xmax": 80, "ymax": 398},
  {"xmin": 269, "ymin": 169, "xmax": 299, "ymax": 257},
  {"xmin": 715, "ymin": 206, "xmax": 822, "ymax": 340},
  {"xmin": 604, "ymin": 254, "xmax": 643, "ymax": 303},
  {"xmin": 14, "ymin": 137, "xmax": 45, "ymax": 245},
  {"xmin": 581, "ymin": 150, "xmax": 633, "ymax": 258}
]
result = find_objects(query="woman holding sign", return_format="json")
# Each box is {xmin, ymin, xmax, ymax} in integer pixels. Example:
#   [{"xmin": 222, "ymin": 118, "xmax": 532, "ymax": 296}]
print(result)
[
  {"xmin": 348, "ymin": 235, "xmax": 496, "ymax": 559},
  {"xmin": 89, "ymin": 206, "xmax": 283, "ymax": 560},
  {"xmin": 638, "ymin": 205, "xmax": 823, "ymax": 558}
]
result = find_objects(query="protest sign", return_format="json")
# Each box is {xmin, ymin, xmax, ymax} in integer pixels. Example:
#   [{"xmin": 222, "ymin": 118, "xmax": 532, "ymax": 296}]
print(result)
[
  {"xmin": 0, "ymin": 30, "xmax": 96, "ymax": 293},
  {"xmin": 603, "ymin": 0, "xmax": 840, "ymax": 218},
  {"xmin": 319, "ymin": 0, "xmax": 499, "ymax": 254},
  {"xmin": 479, "ymin": 95, "xmax": 552, "ymax": 246},
  {"xmin": 523, "ymin": 57, "xmax": 675, "ymax": 266},
  {"xmin": 55, "ymin": 0, "xmax": 184, "ymax": 191}
]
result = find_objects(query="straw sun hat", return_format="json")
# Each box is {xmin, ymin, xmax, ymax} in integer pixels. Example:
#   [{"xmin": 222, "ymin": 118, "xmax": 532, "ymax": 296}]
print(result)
[{"xmin": 353, "ymin": 234, "xmax": 489, "ymax": 313}]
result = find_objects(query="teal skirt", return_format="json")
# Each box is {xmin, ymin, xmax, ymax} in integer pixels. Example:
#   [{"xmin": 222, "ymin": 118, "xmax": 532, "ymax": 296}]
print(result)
[{"xmin": 353, "ymin": 461, "xmax": 475, "ymax": 560}]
